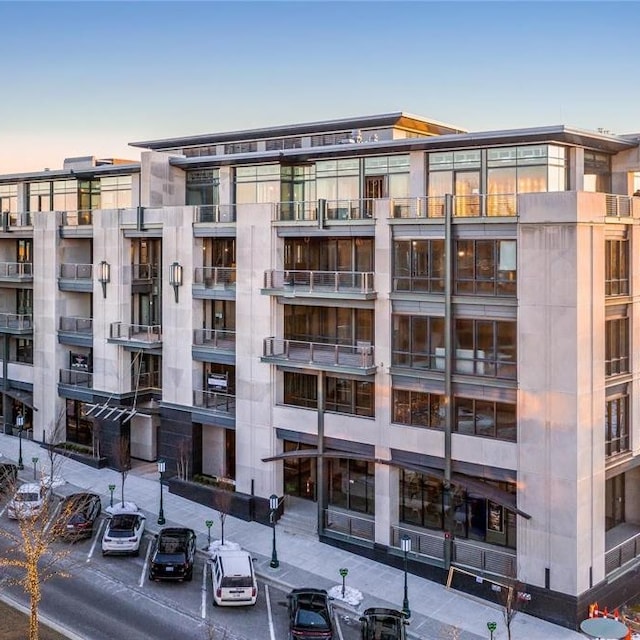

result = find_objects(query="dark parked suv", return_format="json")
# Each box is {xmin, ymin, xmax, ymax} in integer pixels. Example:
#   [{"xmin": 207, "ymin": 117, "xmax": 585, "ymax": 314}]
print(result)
[
  {"xmin": 359, "ymin": 608, "xmax": 408, "ymax": 640},
  {"xmin": 287, "ymin": 588, "xmax": 334, "ymax": 640},
  {"xmin": 55, "ymin": 492, "xmax": 102, "ymax": 540},
  {"xmin": 148, "ymin": 527, "xmax": 197, "ymax": 582}
]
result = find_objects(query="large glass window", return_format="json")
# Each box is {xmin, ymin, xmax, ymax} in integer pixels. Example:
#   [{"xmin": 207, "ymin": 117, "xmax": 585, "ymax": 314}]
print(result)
[
  {"xmin": 584, "ymin": 151, "xmax": 611, "ymax": 193},
  {"xmin": 0, "ymin": 184, "xmax": 18, "ymax": 213},
  {"xmin": 186, "ymin": 168, "xmax": 220, "ymax": 206},
  {"xmin": 606, "ymin": 393, "xmax": 629, "ymax": 457},
  {"xmin": 454, "ymin": 319, "xmax": 516, "ymax": 379},
  {"xmin": 100, "ymin": 175, "xmax": 132, "ymax": 209},
  {"xmin": 393, "ymin": 239, "xmax": 445, "ymax": 293},
  {"xmin": 284, "ymin": 306, "xmax": 373, "ymax": 345},
  {"xmin": 284, "ymin": 238, "xmax": 373, "ymax": 272},
  {"xmin": 28, "ymin": 182, "xmax": 53, "ymax": 212},
  {"xmin": 455, "ymin": 239, "xmax": 516, "ymax": 296},
  {"xmin": 454, "ymin": 397, "xmax": 516, "ymax": 441},
  {"xmin": 316, "ymin": 159, "xmax": 360, "ymax": 205},
  {"xmin": 605, "ymin": 474, "xmax": 625, "ymax": 530},
  {"xmin": 605, "ymin": 316, "xmax": 629, "ymax": 376},
  {"xmin": 53, "ymin": 180, "xmax": 78, "ymax": 212},
  {"xmin": 66, "ymin": 399, "xmax": 93, "ymax": 447},
  {"xmin": 78, "ymin": 180, "xmax": 100, "ymax": 211},
  {"xmin": 392, "ymin": 389, "xmax": 444, "ymax": 429},
  {"xmin": 328, "ymin": 458, "xmax": 374, "ymax": 515},
  {"xmin": 234, "ymin": 164, "xmax": 280, "ymax": 204},
  {"xmin": 392, "ymin": 315, "xmax": 444, "ymax": 369},
  {"xmin": 605, "ymin": 238, "xmax": 629, "ymax": 296}
]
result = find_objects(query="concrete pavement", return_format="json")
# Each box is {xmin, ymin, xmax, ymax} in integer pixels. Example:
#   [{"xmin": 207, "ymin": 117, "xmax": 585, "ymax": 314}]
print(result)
[{"xmin": 0, "ymin": 432, "xmax": 585, "ymax": 640}]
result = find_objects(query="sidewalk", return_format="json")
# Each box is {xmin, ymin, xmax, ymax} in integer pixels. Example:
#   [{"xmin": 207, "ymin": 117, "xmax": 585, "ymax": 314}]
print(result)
[{"xmin": 0, "ymin": 433, "xmax": 584, "ymax": 640}]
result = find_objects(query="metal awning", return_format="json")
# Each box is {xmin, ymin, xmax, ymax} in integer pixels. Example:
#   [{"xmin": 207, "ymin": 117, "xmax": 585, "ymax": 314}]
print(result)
[{"xmin": 2, "ymin": 388, "xmax": 37, "ymax": 410}]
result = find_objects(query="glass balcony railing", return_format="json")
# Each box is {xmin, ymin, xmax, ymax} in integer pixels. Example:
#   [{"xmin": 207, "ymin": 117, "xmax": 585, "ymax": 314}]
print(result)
[
  {"xmin": 59, "ymin": 368, "xmax": 93, "ymax": 388},
  {"xmin": 263, "ymin": 337, "xmax": 375, "ymax": 370},
  {"xmin": 135, "ymin": 370, "xmax": 162, "ymax": 391},
  {"xmin": 275, "ymin": 198, "xmax": 377, "ymax": 222},
  {"xmin": 391, "ymin": 194, "xmax": 518, "ymax": 219},
  {"xmin": 193, "ymin": 328, "xmax": 236, "ymax": 351},
  {"xmin": 0, "ymin": 313, "xmax": 32, "ymax": 331},
  {"xmin": 193, "ymin": 204, "xmax": 236, "ymax": 223},
  {"xmin": 1, "ymin": 212, "xmax": 32, "ymax": 229},
  {"xmin": 0, "ymin": 262, "xmax": 33, "ymax": 280},
  {"xmin": 60, "ymin": 210, "xmax": 93, "ymax": 226},
  {"xmin": 59, "ymin": 263, "xmax": 92, "ymax": 280},
  {"xmin": 109, "ymin": 322, "xmax": 162, "ymax": 344},
  {"xmin": 193, "ymin": 266, "xmax": 236, "ymax": 289},
  {"xmin": 193, "ymin": 389, "xmax": 235, "ymax": 414},
  {"xmin": 264, "ymin": 270, "xmax": 375, "ymax": 295},
  {"xmin": 59, "ymin": 317, "xmax": 93, "ymax": 334}
]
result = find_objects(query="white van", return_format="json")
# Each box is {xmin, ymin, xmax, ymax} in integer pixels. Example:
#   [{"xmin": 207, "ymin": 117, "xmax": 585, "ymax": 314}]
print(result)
[
  {"xmin": 7, "ymin": 482, "xmax": 48, "ymax": 520},
  {"xmin": 210, "ymin": 548, "xmax": 258, "ymax": 606}
]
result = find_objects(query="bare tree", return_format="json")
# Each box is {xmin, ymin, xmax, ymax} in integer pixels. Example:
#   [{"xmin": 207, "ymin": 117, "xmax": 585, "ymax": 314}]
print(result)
[
  {"xmin": 91, "ymin": 418, "xmax": 102, "ymax": 460},
  {"xmin": 498, "ymin": 575, "xmax": 530, "ymax": 640},
  {"xmin": 176, "ymin": 438, "xmax": 191, "ymax": 481},
  {"xmin": 43, "ymin": 404, "xmax": 68, "ymax": 483},
  {"xmin": 216, "ymin": 488, "xmax": 234, "ymax": 545},
  {"xmin": 112, "ymin": 434, "xmax": 131, "ymax": 506}
]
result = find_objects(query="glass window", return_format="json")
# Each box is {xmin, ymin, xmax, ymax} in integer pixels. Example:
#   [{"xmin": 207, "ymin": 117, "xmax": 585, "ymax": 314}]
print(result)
[
  {"xmin": 328, "ymin": 458, "xmax": 374, "ymax": 514},
  {"xmin": 284, "ymin": 372, "xmax": 317, "ymax": 408},
  {"xmin": 455, "ymin": 239, "xmax": 516, "ymax": 297},
  {"xmin": 392, "ymin": 315, "xmax": 444, "ymax": 369},
  {"xmin": 393, "ymin": 239, "xmax": 445, "ymax": 293},
  {"xmin": 606, "ymin": 393, "xmax": 629, "ymax": 457},
  {"xmin": 605, "ymin": 238, "xmax": 629, "ymax": 296},
  {"xmin": 325, "ymin": 378, "xmax": 374, "ymax": 417},
  {"xmin": 605, "ymin": 316, "xmax": 629, "ymax": 376},
  {"xmin": 234, "ymin": 164, "xmax": 280, "ymax": 204},
  {"xmin": 0, "ymin": 184, "xmax": 18, "ymax": 213},
  {"xmin": 100, "ymin": 175, "xmax": 132, "ymax": 209},
  {"xmin": 392, "ymin": 389, "xmax": 444, "ymax": 428},
  {"xmin": 53, "ymin": 180, "xmax": 78, "ymax": 212},
  {"xmin": 28, "ymin": 182, "xmax": 53, "ymax": 212},
  {"xmin": 454, "ymin": 397, "xmax": 516, "ymax": 441}
]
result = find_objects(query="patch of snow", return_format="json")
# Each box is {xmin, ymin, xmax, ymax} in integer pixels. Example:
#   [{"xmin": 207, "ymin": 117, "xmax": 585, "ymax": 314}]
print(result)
[
  {"xmin": 105, "ymin": 501, "xmax": 140, "ymax": 515},
  {"xmin": 41, "ymin": 474, "xmax": 65, "ymax": 489},
  {"xmin": 206, "ymin": 540, "xmax": 242, "ymax": 557},
  {"xmin": 328, "ymin": 585, "xmax": 363, "ymax": 608}
]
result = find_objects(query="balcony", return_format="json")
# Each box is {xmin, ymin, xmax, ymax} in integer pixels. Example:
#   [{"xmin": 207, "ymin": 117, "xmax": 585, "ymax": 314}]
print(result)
[
  {"xmin": 391, "ymin": 194, "xmax": 517, "ymax": 219},
  {"xmin": 58, "ymin": 210, "xmax": 94, "ymax": 238},
  {"xmin": 135, "ymin": 370, "xmax": 162, "ymax": 391},
  {"xmin": 0, "ymin": 262, "xmax": 33, "ymax": 283},
  {"xmin": 131, "ymin": 263, "xmax": 154, "ymax": 293},
  {"xmin": 58, "ymin": 317, "xmax": 93, "ymax": 347},
  {"xmin": 58, "ymin": 263, "xmax": 93, "ymax": 292},
  {"xmin": 193, "ymin": 267, "xmax": 236, "ymax": 299},
  {"xmin": 263, "ymin": 270, "xmax": 376, "ymax": 300},
  {"xmin": 274, "ymin": 199, "xmax": 377, "ymax": 225},
  {"xmin": 0, "ymin": 211, "xmax": 32, "ymax": 233},
  {"xmin": 262, "ymin": 337, "xmax": 376, "ymax": 375},
  {"xmin": 193, "ymin": 204, "xmax": 236, "ymax": 224},
  {"xmin": 59, "ymin": 368, "xmax": 93, "ymax": 388},
  {"xmin": 108, "ymin": 322, "xmax": 162, "ymax": 350},
  {"xmin": 192, "ymin": 389, "xmax": 235, "ymax": 427},
  {"xmin": 192, "ymin": 329, "xmax": 236, "ymax": 364},
  {"xmin": 0, "ymin": 313, "xmax": 32, "ymax": 334}
]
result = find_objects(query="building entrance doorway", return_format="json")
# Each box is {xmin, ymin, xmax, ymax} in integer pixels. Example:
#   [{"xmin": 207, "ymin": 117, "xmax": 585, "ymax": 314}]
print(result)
[{"xmin": 283, "ymin": 440, "xmax": 316, "ymax": 500}]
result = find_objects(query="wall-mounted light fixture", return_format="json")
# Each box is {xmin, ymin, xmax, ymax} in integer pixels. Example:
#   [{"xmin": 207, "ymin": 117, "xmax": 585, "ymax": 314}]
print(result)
[
  {"xmin": 98, "ymin": 260, "xmax": 110, "ymax": 299},
  {"xmin": 169, "ymin": 261, "xmax": 183, "ymax": 303}
]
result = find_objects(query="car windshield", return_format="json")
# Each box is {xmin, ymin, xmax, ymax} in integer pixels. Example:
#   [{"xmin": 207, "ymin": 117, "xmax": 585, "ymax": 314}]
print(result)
[
  {"xmin": 108, "ymin": 514, "xmax": 139, "ymax": 535},
  {"xmin": 158, "ymin": 535, "xmax": 187, "ymax": 554},
  {"xmin": 221, "ymin": 576, "xmax": 252, "ymax": 588},
  {"xmin": 15, "ymin": 492, "xmax": 39, "ymax": 502},
  {"xmin": 295, "ymin": 608, "xmax": 330, "ymax": 629}
]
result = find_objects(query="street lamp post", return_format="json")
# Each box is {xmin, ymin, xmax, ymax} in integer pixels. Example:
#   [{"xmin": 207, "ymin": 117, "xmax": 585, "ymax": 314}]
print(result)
[
  {"xmin": 487, "ymin": 621, "xmax": 497, "ymax": 640},
  {"xmin": 269, "ymin": 494, "xmax": 279, "ymax": 569},
  {"xmin": 205, "ymin": 520, "xmax": 213, "ymax": 548},
  {"xmin": 219, "ymin": 511, "xmax": 227, "ymax": 546},
  {"xmin": 157, "ymin": 459, "xmax": 166, "ymax": 525},
  {"xmin": 108, "ymin": 484, "xmax": 116, "ymax": 509},
  {"xmin": 16, "ymin": 413, "xmax": 24, "ymax": 470},
  {"xmin": 32, "ymin": 456, "xmax": 39, "ymax": 481},
  {"xmin": 401, "ymin": 535, "xmax": 411, "ymax": 619}
]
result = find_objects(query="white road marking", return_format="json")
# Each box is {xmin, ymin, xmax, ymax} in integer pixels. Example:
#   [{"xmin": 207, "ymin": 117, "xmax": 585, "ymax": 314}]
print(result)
[
  {"xmin": 139, "ymin": 538, "xmax": 152, "ymax": 587},
  {"xmin": 44, "ymin": 500, "xmax": 62, "ymax": 535},
  {"xmin": 335, "ymin": 609, "xmax": 345, "ymax": 640},
  {"xmin": 265, "ymin": 583, "xmax": 277, "ymax": 640},
  {"xmin": 87, "ymin": 519, "xmax": 106, "ymax": 562},
  {"xmin": 0, "ymin": 502, "xmax": 7, "ymax": 518},
  {"xmin": 201, "ymin": 560, "xmax": 208, "ymax": 619}
]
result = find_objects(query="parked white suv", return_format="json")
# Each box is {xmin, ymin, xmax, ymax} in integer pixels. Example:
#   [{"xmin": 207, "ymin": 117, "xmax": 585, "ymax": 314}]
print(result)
[
  {"xmin": 7, "ymin": 482, "xmax": 48, "ymax": 520},
  {"xmin": 210, "ymin": 548, "xmax": 257, "ymax": 606},
  {"xmin": 101, "ymin": 512, "xmax": 146, "ymax": 556}
]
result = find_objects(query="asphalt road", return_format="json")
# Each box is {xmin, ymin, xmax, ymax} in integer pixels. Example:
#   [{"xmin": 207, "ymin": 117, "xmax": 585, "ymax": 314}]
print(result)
[{"xmin": 0, "ymin": 504, "xmax": 363, "ymax": 640}]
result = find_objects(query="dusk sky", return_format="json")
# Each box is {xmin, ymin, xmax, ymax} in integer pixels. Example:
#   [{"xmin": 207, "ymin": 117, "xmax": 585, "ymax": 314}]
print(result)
[{"xmin": 1, "ymin": 1, "xmax": 638, "ymax": 173}]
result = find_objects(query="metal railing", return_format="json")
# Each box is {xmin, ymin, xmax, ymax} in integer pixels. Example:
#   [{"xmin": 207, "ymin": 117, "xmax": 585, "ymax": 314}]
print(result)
[
  {"xmin": 193, "ymin": 266, "xmax": 236, "ymax": 288},
  {"xmin": 264, "ymin": 270, "xmax": 375, "ymax": 294},
  {"xmin": 0, "ymin": 262, "xmax": 33, "ymax": 278},
  {"xmin": 109, "ymin": 322, "xmax": 162, "ymax": 343},
  {"xmin": 59, "ymin": 317, "xmax": 93, "ymax": 333},
  {"xmin": 192, "ymin": 389, "xmax": 235, "ymax": 414},
  {"xmin": 391, "ymin": 194, "xmax": 518, "ymax": 219},
  {"xmin": 59, "ymin": 263, "xmax": 92, "ymax": 279},
  {"xmin": 325, "ymin": 199, "xmax": 375, "ymax": 221},
  {"xmin": 59, "ymin": 369, "xmax": 92, "ymax": 388},
  {"xmin": 2, "ymin": 212, "xmax": 32, "ymax": 228},
  {"xmin": 605, "ymin": 194, "xmax": 632, "ymax": 217},
  {"xmin": 275, "ymin": 201, "xmax": 318, "ymax": 221},
  {"xmin": 194, "ymin": 204, "xmax": 236, "ymax": 223},
  {"xmin": 60, "ymin": 210, "xmax": 93, "ymax": 226},
  {"xmin": 0, "ymin": 313, "xmax": 32, "ymax": 330},
  {"xmin": 323, "ymin": 509, "xmax": 375, "ymax": 542},
  {"xmin": 131, "ymin": 263, "xmax": 154, "ymax": 281},
  {"xmin": 263, "ymin": 337, "xmax": 374, "ymax": 369},
  {"xmin": 391, "ymin": 525, "xmax": 446, "ymax": 562},
  {"xmin": 605, "ymin": 531, "xmax": 640, "ymax": 574},
  {"xmin": 193, "ymin": 328, "xmax": 236, "ymax": 350},
  {"xmin": 135, "ymin": 370, "xmax": 162, "ymax": 390},
  {"xmin": 452, "ymin": 539, "xmax": 516, "ymax": 577}
]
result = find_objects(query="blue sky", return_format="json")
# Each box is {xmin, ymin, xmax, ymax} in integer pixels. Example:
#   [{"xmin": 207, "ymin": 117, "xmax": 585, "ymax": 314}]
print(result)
[{"xmin": 1, "ymin": 1, "xmax": 638, "ymax": 173}]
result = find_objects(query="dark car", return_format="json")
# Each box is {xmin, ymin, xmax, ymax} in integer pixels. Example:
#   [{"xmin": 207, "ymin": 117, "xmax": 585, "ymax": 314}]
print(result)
[
  {"xmin": 148, "ymin": 527, "xmax": 197, "ymax": 582},
  {"xmin": 55, "ymin": 492, "xmax": 102, "ymax": 540},
  {"xmin": 359, "ymin": 608, "xmax": 408, "ymax": 640},
  {"xmin": 0, "ymin": 463, "xmax": 18, "ymax": 494},
  {"xmin": 287, "ymin": 588, "xmax": 334, "ymax": 640}
]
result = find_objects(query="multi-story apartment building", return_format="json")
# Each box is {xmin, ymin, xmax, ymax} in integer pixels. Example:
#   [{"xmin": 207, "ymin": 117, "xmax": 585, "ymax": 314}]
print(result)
[{"xmin": 1, "ymin": 113, "xmax": 639, "ymax": 628}]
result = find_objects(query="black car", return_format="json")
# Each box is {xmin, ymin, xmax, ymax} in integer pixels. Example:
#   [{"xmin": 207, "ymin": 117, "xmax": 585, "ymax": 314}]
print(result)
[
  {"xmin": 148, "ymin": 527, "xmax": 196, "ymax": 582},
  {"xmin": 287, "ymin": 588, "xmax": 334, "ymax": 640},
  {"xmin": 55, "ymin": 492, "xmax": 102, "ymax": 540},
  {"xmin": 359, "ymin": 608, "xmax": 408, "ymax": 640},
  {"xmin": 0, "ymin": 463, "xmax": 18, "ymax": 494}
]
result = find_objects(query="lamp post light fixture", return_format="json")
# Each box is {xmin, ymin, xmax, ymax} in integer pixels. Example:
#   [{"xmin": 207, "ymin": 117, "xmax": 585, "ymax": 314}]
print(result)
[
  {"xmin": 269, "ymin": 494, "xmax": 279, "ymax": 569},
  {"xmin": 108, "ymin": 484, "xmax": 116, "ymax": 508},
  {"xmin": 219, "ymin": 511, "xmax": 227, "ymax": 546},
  {"xmin": 157, "ymin": 459, "xmax": 166, "ymax": 525},
  {"xmin": 32, "ymin": 456, "xmax": 39, "ymax": 481},
  {"xmin": 487, "ymin": 621, "xmax": 497, "ymax": 640},
  {"xmin": 16, "ymin": 412, "xmax": 24, "ymax": 470},
  {"xmin": 98, "ymin": 260, "xmax": 110, "ymax": 299},
  {"xmin": 205, "ymin": 519, "xmax": 213, "ymax": 548},
  {"xmin": 169, "ymin": 261, "xmax": 183, "ymax": 303},
  {"xmin": 401, "ymin": 535, "xmax": 411, "ymax": 619}
]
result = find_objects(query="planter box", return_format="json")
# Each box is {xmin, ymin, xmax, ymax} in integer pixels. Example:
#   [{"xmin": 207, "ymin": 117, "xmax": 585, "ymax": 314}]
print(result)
[{"xmin": 40, "ymin": 444, "xmax": 108, "ymax": 469}]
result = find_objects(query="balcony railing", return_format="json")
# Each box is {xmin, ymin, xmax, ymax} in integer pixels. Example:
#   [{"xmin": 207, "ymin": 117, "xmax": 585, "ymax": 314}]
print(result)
[
  {"xmin": 323, "ymin": 509, "xmax": 375, "ymax": 542},
  {"xmin": 59, "ymin": 263, "xmax": 92, "ymax": 280},
  {"xmin": 60, "ymin": 210, "xmax": 93, "ymax": 226},
  {"xmin": 275, "ymin": 199, "xmax": 376, "ymax": 222},
  {"xmin": 391, "ymin": 194, "xmax": 518, "ymax": 219},
  {"xmin": 325, "ymin": 199, "xmax": 375, "ymax": 221},
  {"xmin": 135, "ymin": 370, "xmax": 162, "ymax": 391},
  {"xmin": 0, "ymin": 262, "xmax": 33, "ymax": 279},
  {"xmin": 1, "ymin": 212, "xmax": 32, "ymax": 228},
  {"xmin": 0, "ymin": 313, "xmax": 32, "ymax": 330},
  {"xmin": 59, "ymin": 368, "xmax": 93, "ymax": 388},
  {"xmin": 263, "ymin": 337, "xmax": 374, "ymax": 370},
  {"xmin": 193, "ymin": 266, "xmax": 236, "ymax": 289},
  {"xmin": 192, "ymin": 389, "xmax": 235, "ymax": 414},
  {"xmin": 59, "ymin": 317, "xmax": 93, "ymax": 333},
  {"xmin": 391, "ymin": 525, "xmax": 446, "ymax": 563},
  {"xmin": 275, "ymin": 201, "xmax": 318, "ymax": 221},
  {"xmin": 193, "ymin": 328, "xmax": 236, "ymax": 351},
  {"xmin": 109, "ymin": 322, "xmax": 162, "ymax": 344},
  {"xmin": 193, "ymin": 204, "xmax": 236, "ymax": 223},
  {"xmin": 264, "ymin": 270, "xmax": 375, "ymax": 294},
  {"xmin": 605, "ymin": 531, "xmax": 640, "ymax": 574},
  {"xmin": 452, "ymin": 539, "xmax": 516, "ymax": 578}
]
